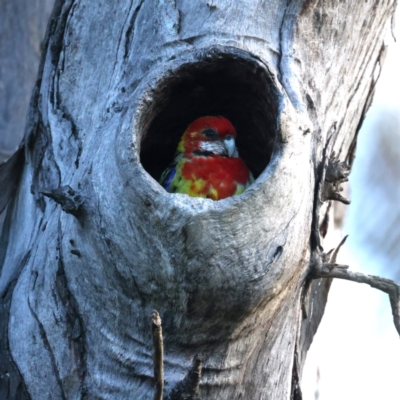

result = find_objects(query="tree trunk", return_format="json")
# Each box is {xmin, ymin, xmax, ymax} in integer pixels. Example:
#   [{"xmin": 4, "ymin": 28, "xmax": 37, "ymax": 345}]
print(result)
[{"xmin": 0, "ymin": 1, "xmax": 396, "ymax": 399}]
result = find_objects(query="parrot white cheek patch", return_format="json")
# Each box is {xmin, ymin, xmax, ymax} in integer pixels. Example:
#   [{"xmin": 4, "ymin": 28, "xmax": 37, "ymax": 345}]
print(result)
[{"xmin": 199, "ymin": 141, "xmax": 227, "ymax": 156}]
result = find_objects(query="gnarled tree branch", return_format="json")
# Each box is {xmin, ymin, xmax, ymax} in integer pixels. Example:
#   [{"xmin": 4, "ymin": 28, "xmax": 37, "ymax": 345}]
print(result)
[{"xmin": 310, "ymin": 241, "xmax": 400, "ymax": 337}]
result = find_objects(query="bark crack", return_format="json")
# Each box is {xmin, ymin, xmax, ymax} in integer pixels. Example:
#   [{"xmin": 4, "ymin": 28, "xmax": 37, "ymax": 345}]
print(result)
[
  {"xmin": 0, "ymin": 252, "xmax": 32, "ymax": 400},
  {"xmin": 30, "ymin": 115, "xmax": 62, "ymax": 212},
  {"xmin": 27, "ymin": 275, "xmax": 67, "ymax": 400},
  {"xmin": 124, "ymin": 0, "xmax": 145, "ymax": 59},
  {"xmin": 277, "ymin": 0, "xmax": 290, "ymax": 80},
  {"xmin": 49, "ymin": 0, "xmax": 77, "ymax": 110},
  {"xmin": 277, "ymin": 0, "xmax": 303, "ymax": 108},
  {"xmin": 290, "ymin": 348, "xmax": 303, "ymax": 400},
  {"xmin": 60, "ymin": 107, "xmax": 82, "ymax": 169},
  {"xmin": 56, "ymin": 220, "xmax": 88, "ymax": 398},
  {"xmin": 46, "ymin": 1, "xmax": 83, "ymax": 171},
  {"xmin": 347, "ymin": 42, "xmax": 388, "ymax": 166},
  {"xmin": 173, "ymin": 0, "xmax": 181, "ymax": 36}
]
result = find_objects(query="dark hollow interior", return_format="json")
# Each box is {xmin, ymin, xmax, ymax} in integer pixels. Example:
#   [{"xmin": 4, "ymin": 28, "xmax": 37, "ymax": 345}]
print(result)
[{"xmin": 140, "ymin": 54, "xmax": 280, "ymax": 183}]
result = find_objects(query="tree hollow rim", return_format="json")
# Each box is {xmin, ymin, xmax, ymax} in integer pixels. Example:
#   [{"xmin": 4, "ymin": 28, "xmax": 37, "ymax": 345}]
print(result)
[{"xmin": 133, "ymin": 45, "xmax": 284, "ymax": 204}]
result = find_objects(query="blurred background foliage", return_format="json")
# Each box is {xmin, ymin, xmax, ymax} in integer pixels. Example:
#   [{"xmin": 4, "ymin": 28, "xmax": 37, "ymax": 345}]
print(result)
[
  {"xmin": 0, "ymin": 0, "xmax": 54, "ymax": 163},
  {"xmin": 303, "ymin": 9, "xmax": 400, "ymax": 400}
]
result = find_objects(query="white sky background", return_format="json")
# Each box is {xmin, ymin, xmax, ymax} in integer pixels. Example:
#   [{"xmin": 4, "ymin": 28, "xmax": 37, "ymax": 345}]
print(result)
[{"xmin": 302, "ymin": 11, "xmax": 400, "ymax": 400}]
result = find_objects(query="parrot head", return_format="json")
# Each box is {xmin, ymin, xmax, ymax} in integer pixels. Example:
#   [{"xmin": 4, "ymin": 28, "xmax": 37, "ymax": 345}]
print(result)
[
  {"xmin": 160, "ymin": 115, "xmax": 254, "ymax": 199},
  {"xmin": 177, "ymin": 116, "xmax": 239, "ymax": 158}
]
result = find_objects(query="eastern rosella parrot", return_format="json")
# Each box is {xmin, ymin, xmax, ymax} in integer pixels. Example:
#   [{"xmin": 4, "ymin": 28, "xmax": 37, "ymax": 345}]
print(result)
[{"xmin": 160, "ymin": 116, "xmax": 254, "ymax": 200}]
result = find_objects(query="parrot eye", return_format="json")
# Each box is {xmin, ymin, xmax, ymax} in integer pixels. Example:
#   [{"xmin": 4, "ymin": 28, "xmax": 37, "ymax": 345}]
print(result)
[
  {"xmin": 225, "ymin": 134, "xmax": 234, "ymax": 140},
  {"xmin": 203, "ymin": 128, "xmax": 218, "ymax": 139}
]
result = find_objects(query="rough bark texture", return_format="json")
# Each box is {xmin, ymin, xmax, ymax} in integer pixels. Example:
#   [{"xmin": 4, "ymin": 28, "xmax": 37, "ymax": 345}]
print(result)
[{"xmin": 0, "ymin": 1, "xmax": 396, "ymax": 399}]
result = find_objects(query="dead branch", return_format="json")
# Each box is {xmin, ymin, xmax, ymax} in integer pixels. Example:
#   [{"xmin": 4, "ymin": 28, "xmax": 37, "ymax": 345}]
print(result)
[
  {"xmin": 311, "ymin": 261, "xmax": 400, "ymax": 337},
  {"xmin": 167, "ymin": 355, "xmax": 202, "ymax": 400},
  {"xmin": 152, "ymin": 310, "xmax": 164, "ymax": 400}
]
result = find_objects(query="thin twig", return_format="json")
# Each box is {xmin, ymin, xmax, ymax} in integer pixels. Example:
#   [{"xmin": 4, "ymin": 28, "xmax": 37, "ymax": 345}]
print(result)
[
  {"xmin": 185, "ymin": 355, "xmax": 202, "ymax": 397},
  {"xmin": 330, "ymin": 235, "xmax": 348, "ymax": 264},
  {"xmin": 152, "ymin": 310, "xmax": 164, "ymax": 400},
  {"xmin": 311, "ymin": 263, "xmax": 400, "ymax": 336},
  {"xmin": 167, "ymin": 354, "xmax": 202, "ymax": 400}
]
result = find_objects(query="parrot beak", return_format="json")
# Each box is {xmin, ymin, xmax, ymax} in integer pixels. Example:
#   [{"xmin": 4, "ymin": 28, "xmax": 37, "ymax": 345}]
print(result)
[{"xmin": 224, "ymin": 137, "xmax": 236, "ymax": 157}]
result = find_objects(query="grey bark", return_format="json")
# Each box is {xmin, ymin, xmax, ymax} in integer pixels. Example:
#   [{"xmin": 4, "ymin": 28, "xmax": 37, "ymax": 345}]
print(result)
[{"xmin": 0, "ymin": 1, "xmax": 396, "ymax": 399}]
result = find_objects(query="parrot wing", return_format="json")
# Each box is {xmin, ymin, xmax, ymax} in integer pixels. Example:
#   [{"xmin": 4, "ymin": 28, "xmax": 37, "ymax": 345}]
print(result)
[
  {"xmin": 160, "ymin": 151, "xmax": 183, "ymax": 191},
  {"xmin": 159, "ymin": 165, "xmax": 176, "ymax": 190}
]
